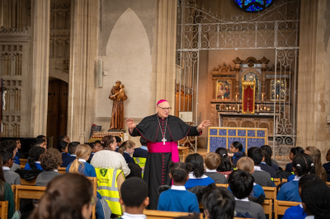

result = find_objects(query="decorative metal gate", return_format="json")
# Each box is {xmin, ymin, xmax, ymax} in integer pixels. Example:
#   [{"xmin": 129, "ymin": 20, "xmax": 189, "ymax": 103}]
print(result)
[{"xmin": 176, "ymin": 0, "xmax": 300, "ymax": 158}]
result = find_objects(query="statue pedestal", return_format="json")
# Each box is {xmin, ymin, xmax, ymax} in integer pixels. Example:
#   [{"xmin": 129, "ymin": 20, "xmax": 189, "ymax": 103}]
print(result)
[{"xmin": 88, "ymin": 130, "xmax": 127, "ymax": 142}]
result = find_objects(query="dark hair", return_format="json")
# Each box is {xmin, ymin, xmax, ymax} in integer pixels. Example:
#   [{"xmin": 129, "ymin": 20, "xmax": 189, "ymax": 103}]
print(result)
[
  {"xmin": 0, "ymin": 156, "xmax": 6, "ymax": 200},
  {"xmin": 228, "ymin": 170, "xmax": 254, "ymax": 199},
  {"xmin": 248, "ymin": 147, "xmax": 263, "ymax": 165},
  {"xmin": 58, "ymin": 141, "xmax": 68, "ymax": 152},
  {"xmin": 169, "ymin": 161, "xmax": 192, "ymax": 184},
  {"xmin": 260, "ymin": 145, "xmax": 273, "ymax": 166},
  {"xmin": 215, "ymin": 148, "xmax": 232, "ymax": 172},
  {"xmin": 58, "ymin": 135, "xmax": 68, "ymax": 142},
  {"xmin": 2, "ymin": 150, "xmax": 13, "ymax": 165},
  {"xmin": 290, "ymin": 146, "xmax": 304, "ymax": 155},
  {"xmin": 32, "ymin": 138, "xmax": 46, "ymax": 147},
  {"xmin": 140, "ymin": 137, "xmax": 147, "ymax": 146},
  {"xmin": 30, "ymin": 173, "xmax": 93, "ymax": 219},
  {"xmin": 27, "ymin": 146, "xmax": 46, "ymax": 171},
  {"xmin": 115, "ymin": 136, "xmax": 121, "ymax": 144},
  {"xmin": 301, "ymin": 180, "xmax": 330, "ymax": 219},
  {"xmin": 292, "ymin": 154, "xmax": 314, "ymax": 177},
  {"xmin": 41, "ymin": 149, "xmax": 63, "ymax": 171},
  {"xmin": 232, "ymin": 141, "xmax": 244, "ymax": 152},
  {"xmin": 202, "ymin": 187, "xmax": 235, "ymax": 219},
  {"xmin": 121, "ymin": 177, "xmax": 148, "ymax": 207},
  {"xmin": 185, "ymin": 153, "xmax": 204, "ymax": 178},
  {"xmin": 299, "ymin": 174, "xmax": 322, "ymax": 188},
  {"xmin": 101, "ymin": 135, "xmax": 115, "ymax": 149},
  {"xmin": 68, "ymin": 142, "xmax": 80, "ymax": 155},
  {"xmin": 0, "ymin": 140, "xmax": 16, "ymax": 154},
  {"xmin": 37, "ymin": 135, "xmax": 46, "ymax": 139}
]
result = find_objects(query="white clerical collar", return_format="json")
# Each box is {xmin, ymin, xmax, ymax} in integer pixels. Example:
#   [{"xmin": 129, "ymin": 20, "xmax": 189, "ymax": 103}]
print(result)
[
  {"xmin": 171, "ymin": 185, "xmax": 186, "ymax": 191},
  {"xmin": 293, "ymin": 175, "xmax": 301, "ymax": 181},
  {"xmin": 78, "ymin": 159, "xmax": 86, "ymax": 162},
  {"xmin": 235, "ymin": 197, "xmax": 249, "ymax": 202},
  {"xmin": 205, "ymin": 169, "xmax": 217, "ymax": 172},
  {"xmin": 122, "ymin": 212, "xmax": 146, "ymax": 219},
  {"xmin": 70, "ymin": 154, "xmax": 76, "ymax": 157},
  {"xmin": 188, "ymin": 172, "xmax": 208, "ymax": 179},
  {"xmin": 35, "ymin": 161, "xmax": 41, "ymax": 164},
  {"xmin": 254, "ymin": 166, "xmax": 262, "ymax": 171},
  {"xmin": 2, "ymin": 166, "xmax": 10, "ymax": 170}
]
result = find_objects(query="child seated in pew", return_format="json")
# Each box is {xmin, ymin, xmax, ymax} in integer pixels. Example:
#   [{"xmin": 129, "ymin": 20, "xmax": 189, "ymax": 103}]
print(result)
[
  {"xmin": 260, "ymin": 145, "xmax": 279, "ymax": 168},
  {"xmin": 215, "ymin": 147, "xmax": 233, "ymax": 178},
  {"xmin": 58, "ymin": 140, "xmax": 69, "ymax": 161},
  {"xmin": 35, "ymin": 148, "xmax": 62, "ymax": 186},
  {"xmin": 30, "ymin": 173, "xmax": 94, "ymax": 219},
  {"xmin": 283, "ymin": 174, "xmax": 322, "ymax": 219},
  {"xmin": 228, "ymin": 170, "xmax": 266, "ymax": 219},
  {"xmin": 323, "ymin": 148, "xmax": 330, "ymax": 182},
  {"xmin": 1, "ymin": 150, "xmax": 21, "ymax": 185},
  {"xmin": 118, "ymin": 140, "xmax": 136, "ymax": 164},
  {"xmin": 202, "ymin": 187, "xmax": 235, "ymax": 219},
  {"xmin": 277, "ymin": 154, "xmax": 314, "ymax": 202},
  {"xmin": 157, "ymin": 161, "xmax": 199, "ymax": 213},
  {"xmin": 204, "ymin": 153, "xmax": 227, "ymax": 184},
  {"xmin": 184, "ymin": 153, "xmax": 215, "ymax": 189},
  {"xmin": 0, "ymin": 140, "xmax": 21, "ymax": 172},
  {"xmin": 301, "ymin": 177, "xmax": 330, "ymax": 219},
  {"xmin": 305, "ymin": 146, "xmax": 327, "ymax": 182},
  {"xmin": 24, "ymin": 146, "xmax": 46, "ymax": 170},
  {"xmin": 228, "ymin": 141, "xmax": 245, "ymax": 167},
  {"xmin": 286, "ymin": 147, "xmax": 304, "ymax": 173},
  {"xmin": 119, "ymin": 177, "xmax": 149, "ymax": 219},
  {"xmin": 67, "ymin": 144, "xmax": 96, "ymax": 177},
  {"xmin": 248, "ymin": 147, "xmax": 274, "ymax": 187},
  {"xmin": 62, "ymin": 141, "xmax": 80, "ymax": 167},
  {"xmin": 87, "ymin": 140, "xmax": 103, "ymax": 163}
]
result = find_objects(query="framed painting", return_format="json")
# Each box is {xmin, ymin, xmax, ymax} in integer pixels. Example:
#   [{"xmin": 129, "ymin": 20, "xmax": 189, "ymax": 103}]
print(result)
[
  {"xmin": 216, "ymin": 80, "xmax": 232, "ymax": 100},
  {"xmin": 270, "ymin": 79, "xmax": 286, "ymax": 101}
]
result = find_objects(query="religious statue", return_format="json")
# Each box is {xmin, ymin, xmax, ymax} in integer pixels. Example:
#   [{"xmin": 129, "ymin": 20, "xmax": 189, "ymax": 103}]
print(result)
[{"xmin": 109, "ymin": 81, "xmax": 127, "ymax": 130}]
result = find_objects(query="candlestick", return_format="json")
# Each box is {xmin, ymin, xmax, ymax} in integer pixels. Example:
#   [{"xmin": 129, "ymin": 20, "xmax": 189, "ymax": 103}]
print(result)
[
  {"xmin": 262, "ymin": 94, "xmax": 264, "ymax": 102},
  {"xmin": 235, "ymin": 95, "xmax": 237, "ymax": 102},
  {"xmin": 257, "ymin": 104, "xmax": 259, "ymax": 113},
  {"xmin": 276, "ymin": 94, "xmax": 279, "ymax": 100},
  {"xmin": 237, "ymin": 104, "xmax": 239, "ymax": 112}
]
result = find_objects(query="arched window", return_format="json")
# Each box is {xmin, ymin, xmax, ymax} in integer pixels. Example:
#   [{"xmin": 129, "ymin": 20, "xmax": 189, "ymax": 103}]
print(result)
[{"xmin": 232, "ymin": 0, "xmax": 274, "ymax": 12}]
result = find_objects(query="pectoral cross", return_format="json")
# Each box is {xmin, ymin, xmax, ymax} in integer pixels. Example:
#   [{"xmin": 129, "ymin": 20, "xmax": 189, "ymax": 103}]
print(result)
[{"xmin": 162, "ymin": 137, "xmax": 167, "ymax": 145}]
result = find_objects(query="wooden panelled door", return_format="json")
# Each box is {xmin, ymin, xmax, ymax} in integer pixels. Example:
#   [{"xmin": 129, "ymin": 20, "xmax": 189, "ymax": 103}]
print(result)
[{"xmin": 47, "ymin": 79, "xmax": 68, "ymax": 147}]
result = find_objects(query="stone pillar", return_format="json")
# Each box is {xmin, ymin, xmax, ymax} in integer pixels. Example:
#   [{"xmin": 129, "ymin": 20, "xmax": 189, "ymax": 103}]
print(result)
[
  {"xmin": 297, "ymin": 0, "xmax": 330, "ymax": 161},
  {"xmin": 155, "ymin": 0, "xmax": 177, "ymax": 110},
  {"xmin": 30, "ymin": 0, "xmax": 50, "ymax": 136},
  {"xmin": 67, "ymin": 0, "xmax": 98, "ymax": 142}
]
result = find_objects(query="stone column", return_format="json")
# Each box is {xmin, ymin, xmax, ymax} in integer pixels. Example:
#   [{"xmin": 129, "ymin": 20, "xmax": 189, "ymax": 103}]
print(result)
[
  {"xmin": 297, "ymin": 0, "xmax": 330, "ymax": 160},
  {"xmin": 30, "ymin": 0, "xmax": 50, "ymax": 136},
  {"xmin": 67, "ymin": 0, "xmax": 98, "ymax": 143},
  {"xmin": 155, "ymin": 0, "xmax": 177, "ymax": 110}
]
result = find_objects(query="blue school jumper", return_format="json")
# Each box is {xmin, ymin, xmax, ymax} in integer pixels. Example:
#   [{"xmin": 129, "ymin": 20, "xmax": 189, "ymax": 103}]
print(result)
[
  {"xmin": 123, "ymin": 152, "xmax": 135, "ymax": 164},
  {"xmin": 283, "ymin": 204, "xmax": 307, "ymax": 219},
  {"xmin": 66, "ymin": 159, "xmax": 96, "ymax": 177},
  {"xmin": 277, "ymin": 176, "xmax": 301, "ymax": 202},
  {"xmin": 24, "ymin": 162, "xmax": 43, "ymax": 170},
  {"xmin": 184, "ymin": 173, "xmax": 215, "ymax": 189}
]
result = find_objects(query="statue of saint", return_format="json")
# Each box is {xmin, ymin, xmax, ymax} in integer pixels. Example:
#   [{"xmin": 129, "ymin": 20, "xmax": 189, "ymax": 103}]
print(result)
[{"xmin": 109, "ymin": 81, "xmax": 127, "ymax": 130}]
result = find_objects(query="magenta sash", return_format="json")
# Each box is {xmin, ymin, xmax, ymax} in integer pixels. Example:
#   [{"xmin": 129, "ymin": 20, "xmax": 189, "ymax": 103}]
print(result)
[{"xmin": 147, "ymin": 142, "xmax": 180, "ymax": 162}]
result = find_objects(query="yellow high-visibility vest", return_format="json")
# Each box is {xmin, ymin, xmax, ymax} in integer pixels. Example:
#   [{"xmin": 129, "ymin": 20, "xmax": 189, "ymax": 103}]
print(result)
[
  {"xmin": 95, "ymin": 168, "xmax": 124, "ymax": 215},
  {"xmin": 133, "ymin": 157, "xmax": 147, "ymax": 178}
]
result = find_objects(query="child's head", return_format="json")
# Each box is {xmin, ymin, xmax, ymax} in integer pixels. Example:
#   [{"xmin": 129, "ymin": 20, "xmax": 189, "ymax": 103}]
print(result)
[
  {"xmin": 30, "ymin": 173, "xmax": 93, "ymax": 219},
  {"xmin": 260, "ymin": 145, "xmax": 273, "ymax": 166},
  {"xmin": 28, "ymin": 146, "xmax": 46, "ymax": 170},
  {"xmin": 41, "ymin": 148, "xmax": 63, "ymax": 171},
  {"xmin": 215, "ymin": 147, "xmax": 232, "ymax": 172},
  {"xmin": 301, "ymin": 180, "xmax": 330, "ymax": 218},
  {"xmin": 236, "ymin": 157, "xmax": 254, "ymax": 174},
  {"xmin": 101, "ymin": 135, "xmax": 116, "ymax": 151},
  {"xmin": 93, "ymin": 141, "xmax": 103, "ymax": 153},
  {"xmin": 120, "ymin": 177, "xmax": 149, "ymax": 210},
  {"xmin": 230, "ymin": 141, "xmax": 243, "ymax": 153},
  {"xmin": 185, "ymin": 153, "xmax": 204, "ymax": 178},
  {"xmin": 228, "ymin": 170, "xmax": 254, "ymax": 199},
  {"xmin": 15, "ymin": 139, "xmax": 21, "ymax": 150},
  {"xmin": 168, "ymin": 161, "xmax": 192, "ymax": 185},
  {"xmin": 248, "ymin": 147, "xmax": 263, "ymax": 165},
  {"xmin": 289, "ymin": 146, "xmax": 304, "ymax": 160},
  {"xmin": 69, "ymin": 144, "xmax": 92, "ymax": 174},
  {"xmin": 327, "ymin": 149, "xmax": 330, "ymax": 162},
  {"xmin": 202, "ymin": 187, "xmax": 235, "ymax": 219},
  {"xmin": 0, "ymin": 140, "xmax": 18, "ymax": 156},
  {"xmin": 292, "ymin": 153, "xmax": 314, "ymax": 177},
  {"xmin": 59, "ymin": 135, "xmax": 70, "ymax": 144},
  {"xmin": 35, "ymin": 136, "xmax": 47, "ymax": 149},
  {"xmin": 58, "ymin": 141, "xmax": 69, "ymax": 153},
  {"xmin": 298, "ymin": 174, "xmax": 322, "ymax": 196},
  {"xmin": 68, "ymin": 141, "xmax": 80, "ymax": 155},
  {"xmin": 118, "ymin": 140, "xmax": 135, "ymax": 155},
  {"xmin": 140, "ymin": 137, "xmax": 147, "ymax": 146},
  {"xmin": 115, "ymin": 136, "xmax": 122, "ymax": 147},
  {"xmin": 120, "ymin": 84, "xmax": 125, "ymax": 89},
  {"xmin": 2, "ymin": 150, "xmax": 14, "ymax": 167},
  {"xmin": 205, "ymin": 153, "xmax": 221, "ymax": 170}
]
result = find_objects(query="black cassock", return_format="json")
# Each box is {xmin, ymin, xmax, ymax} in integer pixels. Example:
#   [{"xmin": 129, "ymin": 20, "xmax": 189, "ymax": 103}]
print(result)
[{"xmin": 129, "ymin": 114, "xmax": 201, "ymax": 209}]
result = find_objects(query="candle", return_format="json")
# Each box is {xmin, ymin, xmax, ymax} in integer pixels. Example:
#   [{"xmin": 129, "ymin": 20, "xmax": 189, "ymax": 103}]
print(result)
[
  {"xmin": 226, "ymin": 107, "xmax": 228, "ymax": 111},
  {"xmin": 236, "ymin": 95, "xmax": 237, "ymax": 102},
  {"xmin": 222, "ymin": 96, "xmax": 224, "ymax": 100},
  {"xmin": 264, "ymin": 106, "xmax": 266, "ymax": 110},
  {"xmin": 233, "ymin": 107, "xmax": 235, "ymax": 111},
  {"xmin": 262, "ymin": 94, "xmax": 264, "ymax": 101},
  {"xmin": 229, "ymin": 106, "xmax": 231, "ymax": 110},
  {"xmin": 277, "ymin": 94, "xmax": 279, "ymax": 100},
  {"xmin": 257, "ymin": 104, "xmax": 259, "ymax": 112},
  {"xmin": 237, "ymin": 104, "xmax": 240, "ymax": 112}
]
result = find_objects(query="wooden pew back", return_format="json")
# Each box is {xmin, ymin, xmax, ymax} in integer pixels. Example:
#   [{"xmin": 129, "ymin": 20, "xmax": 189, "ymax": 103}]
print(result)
[
  {"xmin": 262, "ymin": 186, "xmax": 276, "ymax": 200},
  {"xmin": 0, "ymin": 201, "xmax": 8, "ymax": 219},
  {"xmin": 274, "ymin": 200, "xmax": 300, "ymax": 218}
]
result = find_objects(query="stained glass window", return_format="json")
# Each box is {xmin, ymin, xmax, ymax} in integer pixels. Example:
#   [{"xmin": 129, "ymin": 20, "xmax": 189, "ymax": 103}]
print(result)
[{"xmin": 233, "ymin": 0, "xmax": 274, "ymax": 12}]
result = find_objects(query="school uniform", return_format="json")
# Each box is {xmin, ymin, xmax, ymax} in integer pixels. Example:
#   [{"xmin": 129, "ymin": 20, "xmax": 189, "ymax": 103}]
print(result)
[
  {"xmin": 277, "ymin": 176, "xmax": 301, "ymax": 202},
  {"xmin": 66, "ymin": 159, "xmax": 96, "ymax": 177},
  {"xmin": 286, "ymin": 162, "xmax": 293, "ymax": 172},
  {"xmin": 283, "ymin": 204, "xmax": 307, "ymax": 219},
  {"xmin": 133, "ymin": 146, "xmax": 148, "ymax": 158},
  {"xmin": 157, "ymin": 185, "xmax": 199, "ymax": 213},
  {"xmin": 271, "ymin": 158, "xmax": 279, "ymax": 167},
  {"xmin": 121, "ymin": 212, "xmax": 146, "ymax": 219},
  {"xmin": 184, "ymin": 172, "xmax": 215, "ymax": 189},
  {"xmin": 232, "ymin": 151, "xmax": 244, "ymax": 166},
  {"xmin": 322, "ymin": 162, "xmax": 330, "ymax": 181},
  {"xmin": 35, "ymin": 170, "xmax": 61, "ymax": 186},
  {"xmin": 87, "ymin": 153, "xmax": 94, "ymax": 163},
  {"xmin": 204, "ymin": 169, "xmax": 227, "ymax": 184},
  {"xmin": 123, "ymin": 152, "xmax": 136, "ymax": 164},
  {"xmin": 252, "ymin": 166, "xmax": 274, "ymax": 187},
  {"xmin": 24, "ymin": 161, "xmax": 43, "ymax": 170},
  {"xmin": 260, "ymin": 162, "xmax": 277, "ymax": 178},
  {"xmin": 3, "ymin": 166, "xmax": 21, "ymax": 185},
  {"xmin": 10, "ymin": 163, "xmax": 21, "ymax": 171},
  {"xmin": 234, "ymin": 197, "xmax": 266, "ymax": 219},
  {"xmin": 62, "ymin": 154, "xmax": 76, "ymax": 167}
]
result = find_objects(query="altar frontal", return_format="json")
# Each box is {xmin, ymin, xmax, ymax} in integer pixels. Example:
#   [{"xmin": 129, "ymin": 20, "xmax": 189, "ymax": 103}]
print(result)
[{"xmin": 207, "ymin": 127, "xmax": 268, "ymax": 153}]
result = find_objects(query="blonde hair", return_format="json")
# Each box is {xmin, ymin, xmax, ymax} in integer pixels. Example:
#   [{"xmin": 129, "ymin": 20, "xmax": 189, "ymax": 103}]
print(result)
[
  {"xmin": 205, "ymin": 153, "xmax": 221, "ymax": 170},
  {"xmin": 305, "ymin": 146, "xmax": 327, "ymax": 182},
  {"xmin": 236, "ymin": 157, "xmax": 254, "ymax": 174},
  {"xmin": 118, "ymin": 140, "xmax": 135, "ymax": 154},
  {"xmin": 68, "ymin": 144, "xmax": 92, "ymax": 174}
]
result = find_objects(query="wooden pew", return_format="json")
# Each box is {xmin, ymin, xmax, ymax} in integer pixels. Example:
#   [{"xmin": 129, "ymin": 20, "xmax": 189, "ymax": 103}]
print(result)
[
  {"xmin": 19, "ymin": 159, "xmax": 27, "ymax": 166},
  {"xmin": 58, "ymin": 167, "xmax": 66, "ymax": 174},
  {"xmin": 87, "ymin": 177, "xmax": 97, "ymax": 219},
  {"xmin": 262, "ymin": 199, "xmax": 272, "ymax": 219},
  {"xmin": 274, "ymin": 200, "xmax": 300, "ymax": 218},
  {"xmin": 215, "ymin": 183, "xmax": 228, "ymax": 188},
  {"xmin": 0, "ymin": 201, "xmax": 8, "ymax": 219},
  {"xmin": 273, "ymin": 178, "xmax": 281, "ymax": 186},
  {"xmin": 20, "ymin": 178, "xmax": 36, "ymax": 186},
  {"xmin": 262, "ymin": 186, "xmax": 276, "ymax": 200},
  {"xmin": 14, "ymin": 185, "xmax": 46, "ymax": 210}
]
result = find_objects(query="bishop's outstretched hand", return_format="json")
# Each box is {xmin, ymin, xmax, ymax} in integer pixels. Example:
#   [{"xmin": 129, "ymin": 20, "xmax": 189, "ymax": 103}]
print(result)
[
  {"xmin": 125, "ymin": 118, "xmax": 136, "ymax": 131},
  {"xmin": 197, "ymin": 120, "xmax": 211, "ymax": 132}
]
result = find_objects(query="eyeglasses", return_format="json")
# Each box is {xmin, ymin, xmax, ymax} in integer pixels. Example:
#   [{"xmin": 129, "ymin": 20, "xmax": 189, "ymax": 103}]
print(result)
[{"xmin": 157, "ymin": 106, "xmax": 172, "ymax": 111}]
